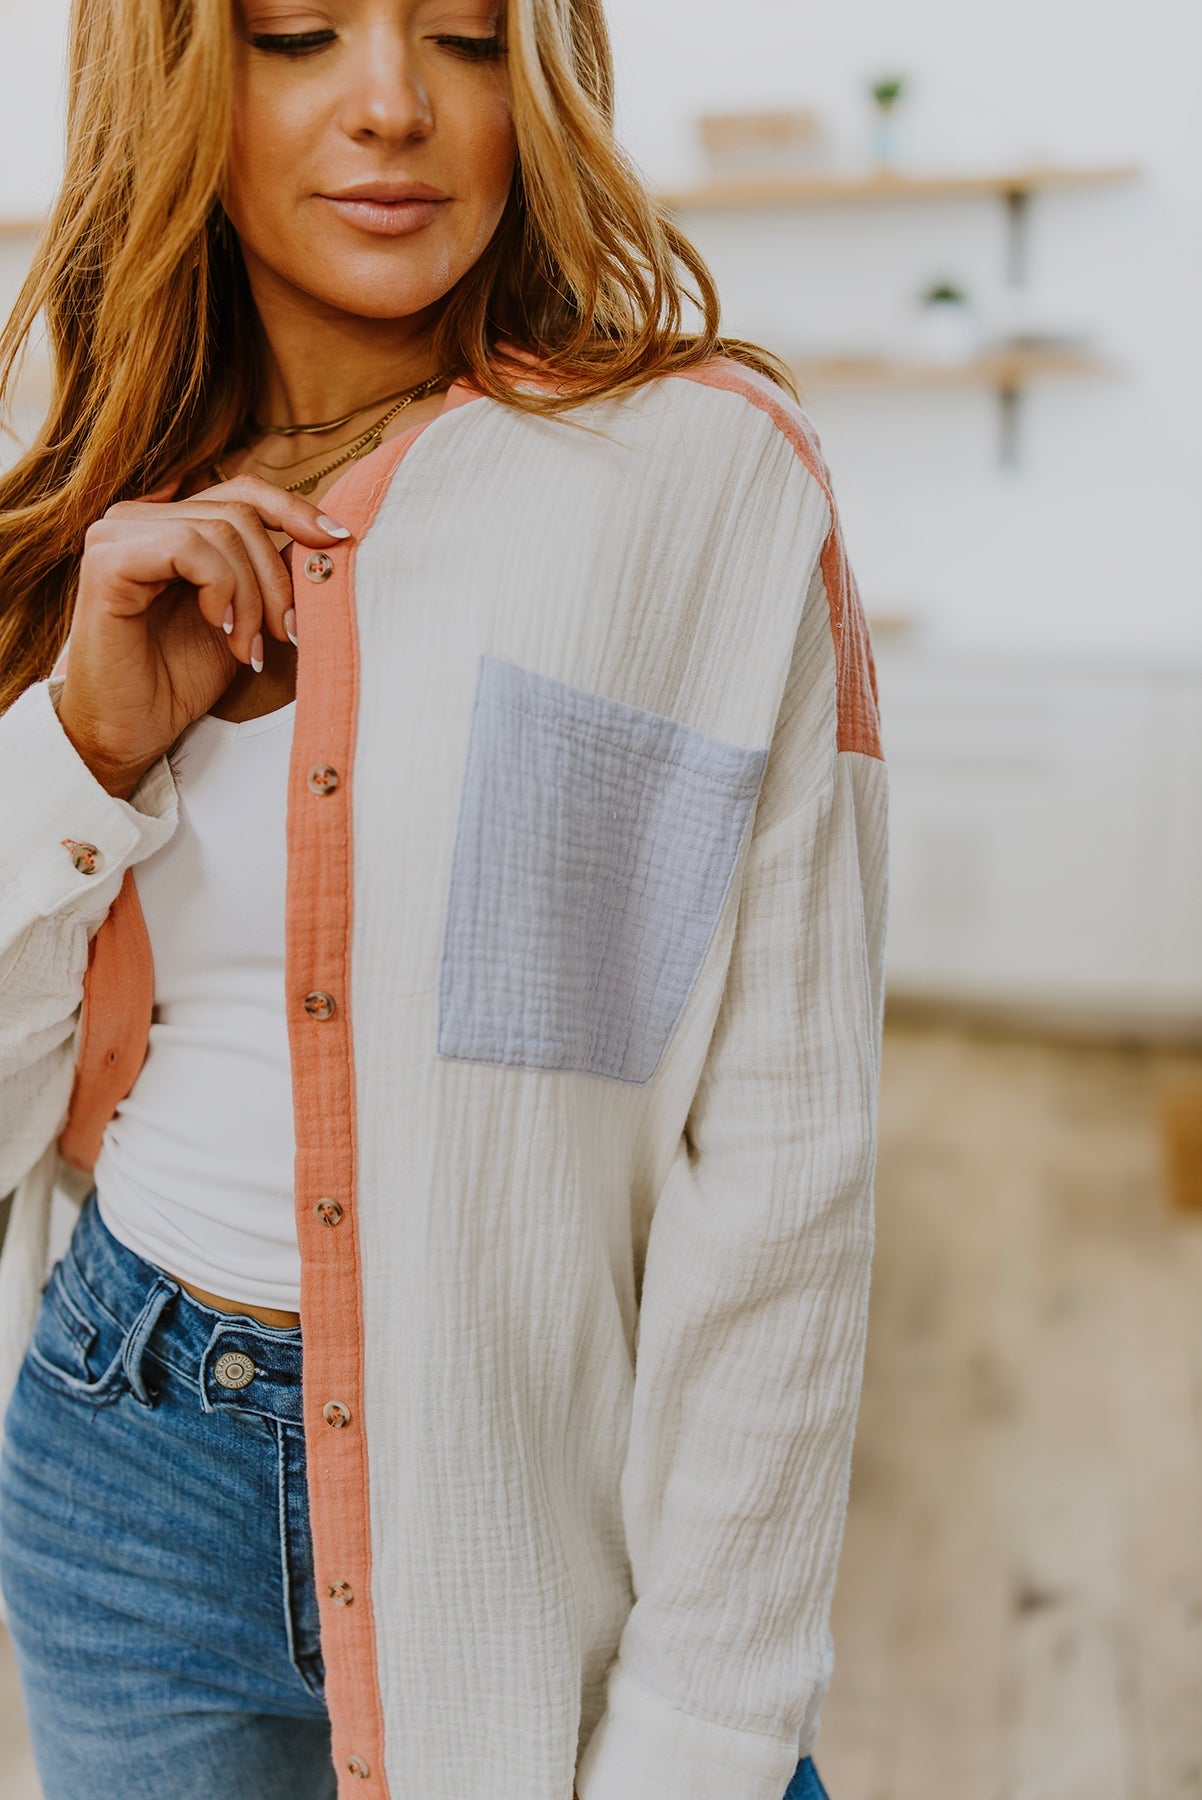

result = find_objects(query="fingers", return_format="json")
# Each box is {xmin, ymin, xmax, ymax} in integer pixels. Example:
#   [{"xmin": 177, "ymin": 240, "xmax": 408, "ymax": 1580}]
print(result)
[
  {"xmin": 108, "ymin": 478, "xmax": 354, "ymax": 646},
  {"xmin": 85, "ymin": 519, "xmax": 264, "ymax": 668},
  {"xmin": 164, "ymin": 526, "xmax": 263, "ymax": 665},
  {"xmin": 194, "ymin": 505, "xmax": 294, "ymax": 646},
  {"xmin": 175, "ymin": 474, "xmax": 354, "ymax": 549}
]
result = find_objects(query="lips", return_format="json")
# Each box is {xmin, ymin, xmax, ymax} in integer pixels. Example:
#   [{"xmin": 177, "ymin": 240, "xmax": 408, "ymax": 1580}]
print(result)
[
  {"xmin": 325, "ymin": 181, "xmax": 451, "ymax": 203},
  {"xmin": 318, "ymin": 183, "xmax": 452, "ymax": 238}
]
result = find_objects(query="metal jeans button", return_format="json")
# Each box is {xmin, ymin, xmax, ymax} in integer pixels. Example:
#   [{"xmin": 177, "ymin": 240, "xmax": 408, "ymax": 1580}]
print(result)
[{"xmin": 213, "ymin": 1351, "xmax": 257, "ymax": 1389}]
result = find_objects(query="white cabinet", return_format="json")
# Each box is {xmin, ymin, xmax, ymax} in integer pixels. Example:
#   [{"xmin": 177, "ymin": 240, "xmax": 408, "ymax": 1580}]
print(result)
[{"xmin": 875, "ymin": 640, "xmax": 1202, "ymax": 1030}]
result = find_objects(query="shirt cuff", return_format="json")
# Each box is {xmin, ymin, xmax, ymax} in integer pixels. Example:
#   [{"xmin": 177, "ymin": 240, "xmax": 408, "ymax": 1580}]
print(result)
[
  {"xmin": 576, "ymin": 1662, "xmax": 802, "ymax": 1800},
  {"xmin": 3, "ymin": 677, "xmax": 178, "ymax": 919}
]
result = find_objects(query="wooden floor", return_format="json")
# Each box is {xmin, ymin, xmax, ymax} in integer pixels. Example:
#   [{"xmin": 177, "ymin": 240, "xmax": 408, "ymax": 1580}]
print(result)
[
  {"xmin": 818, "ymin": 1020, "xmax": 1202, "ymax": 1800},
  {"xmin": 2, "ymin": 1019, "xmax": 1201, "ymax": 1799}
]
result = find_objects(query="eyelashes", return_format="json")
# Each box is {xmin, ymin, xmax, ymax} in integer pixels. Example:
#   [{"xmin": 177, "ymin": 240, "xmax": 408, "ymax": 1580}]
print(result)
[
  {"xmin": 440, "ymin": 35, "xmax": 506, "ymax": 59},
  {"xmin": 248, "ymin": 31, "xmax": 507, "ymax": 61},
  {"xmin": 248, "ymin": 30, "xmax": 336, "ymax": 53}
]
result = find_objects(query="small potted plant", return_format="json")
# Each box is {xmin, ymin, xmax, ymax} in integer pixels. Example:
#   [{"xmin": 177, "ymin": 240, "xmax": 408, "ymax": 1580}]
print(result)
[{"xmin": 870, "ymin": 75, "xmax": 906, "ymax": 168}]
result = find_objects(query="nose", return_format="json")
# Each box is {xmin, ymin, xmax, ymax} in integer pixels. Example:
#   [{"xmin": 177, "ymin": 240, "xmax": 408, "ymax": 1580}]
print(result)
[{"xmin": 338, "ymin": 30, "xmax": 434, "ymax": 146}]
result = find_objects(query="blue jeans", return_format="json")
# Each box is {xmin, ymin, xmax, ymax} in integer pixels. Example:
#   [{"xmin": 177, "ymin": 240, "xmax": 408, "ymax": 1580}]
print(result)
[
  {"xmin": 0, "ymin": 1187, "xmax": 334, "ymax": 1798},
  {"xmin": 0, "ymin": 1188, "xmax": 831, "ymax": 1799}
]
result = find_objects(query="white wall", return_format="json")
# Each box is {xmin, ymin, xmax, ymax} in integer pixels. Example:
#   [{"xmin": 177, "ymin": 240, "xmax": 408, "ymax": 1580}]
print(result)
[
  {"xmin": 0, "ymin": 2, "xmax": 68, "ymax": 219},
  {"xmin": 0, "ymin": 1, "xmax": 70, "ymax": 449},
  {"xmin": 603, "ymin": 0, "xmax": 1202, "ymax": 666}
]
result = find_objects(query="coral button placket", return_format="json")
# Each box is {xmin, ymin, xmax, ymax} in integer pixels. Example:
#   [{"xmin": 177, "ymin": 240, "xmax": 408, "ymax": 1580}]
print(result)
[
  {"xmin": 287, "ymin": 501, "xmax": 383, "ymax": 1791},
  {"xmin": 281, "ymin": 403, "xmax": 480, "ymax": 1795}
]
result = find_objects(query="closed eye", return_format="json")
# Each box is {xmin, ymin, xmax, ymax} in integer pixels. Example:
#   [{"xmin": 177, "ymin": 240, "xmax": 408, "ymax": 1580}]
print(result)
[
  {"xmin": 249, "ymin": 29, "xmax": 337, "ymax": 54},
  {"xmin": 434, "ymin": 34, "xmax": 506, "ymax": 60},
  {"xmin": 248, "ymin": 29, "xmax": 504, "ymax": 59}
]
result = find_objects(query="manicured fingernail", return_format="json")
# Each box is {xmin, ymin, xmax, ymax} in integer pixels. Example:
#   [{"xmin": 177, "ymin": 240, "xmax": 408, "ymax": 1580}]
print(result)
[
  {"xmin": 317, "ymin": 513, "xmax": 351, "ymax": 539},
  {"xmin": 284, "ymin": 608, "xmax": 298, "ymax": 646},
  {"xmin": 221, "ymin": 604, "xmax": 234, "ymax": 634},
  {"xmin": 250, "ymin": 633, "xmax": 264, "ymax": 673}
]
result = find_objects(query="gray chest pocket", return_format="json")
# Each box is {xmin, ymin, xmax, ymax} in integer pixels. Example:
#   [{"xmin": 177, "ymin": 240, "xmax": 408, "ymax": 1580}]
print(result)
[{"xmin": 436, "ymin": 655, "xmax": 768, "ymax": 1084}]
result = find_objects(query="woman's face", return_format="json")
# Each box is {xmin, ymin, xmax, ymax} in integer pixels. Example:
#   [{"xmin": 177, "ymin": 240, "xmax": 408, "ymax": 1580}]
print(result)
[{"xmin": 227, "ymin": 1, "xmax": 516, "ymax": 326}]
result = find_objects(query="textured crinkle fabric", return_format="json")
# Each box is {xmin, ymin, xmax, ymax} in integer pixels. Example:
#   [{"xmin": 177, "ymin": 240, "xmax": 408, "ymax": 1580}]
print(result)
[
  {"xmin": 437, "ymin": 653, "xmax": 769, "ymax": 1083},
  {"xmin": 0, "ymin": 358, "xmax": 887, "ymax": 1800}
]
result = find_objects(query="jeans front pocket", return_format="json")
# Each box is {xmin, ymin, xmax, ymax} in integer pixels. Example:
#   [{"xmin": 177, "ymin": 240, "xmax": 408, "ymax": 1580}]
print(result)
[
  {"xmin": 436, "ymin": 655, "xmax": 768, "ymax": 1084},
  {"xmin": 23, "ymin": 1251, "xmax": 128, "ymax": 1407}
]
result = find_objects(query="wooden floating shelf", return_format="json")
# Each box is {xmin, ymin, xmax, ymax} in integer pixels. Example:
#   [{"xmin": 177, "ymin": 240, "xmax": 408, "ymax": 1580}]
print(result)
[
  {"xmin": 659, "ymin": 163, "xmax": 1142, "ymax": 213},
  {"xmin": 790, "ymin": 345, "xmax": 1114, "ymax": 390},
  {"xmin": 786, "ymin": 344, "xmax": 1121, "ymax": 468},
  {"xmin": 0, "ymin": 218, "xmax": 44, "ymax": 240}
]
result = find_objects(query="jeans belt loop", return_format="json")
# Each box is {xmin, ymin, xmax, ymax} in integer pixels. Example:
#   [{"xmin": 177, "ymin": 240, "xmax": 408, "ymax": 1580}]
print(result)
[{"xmin": 120, "ymin": 1277, "xmax": 177, "ymax": 1406}]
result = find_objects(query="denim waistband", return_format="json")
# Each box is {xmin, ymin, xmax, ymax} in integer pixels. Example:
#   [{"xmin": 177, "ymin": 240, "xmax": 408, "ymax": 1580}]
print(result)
[{"xmin": 60, "ymin": 1187, "xmax": 305, "ymax": 1425}]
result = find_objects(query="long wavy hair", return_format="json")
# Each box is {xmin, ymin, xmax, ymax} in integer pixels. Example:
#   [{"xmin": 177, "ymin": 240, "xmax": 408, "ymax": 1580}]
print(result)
[{"xmin": 0, "ymin": 0, "xmax": 795, "ymax": 714}]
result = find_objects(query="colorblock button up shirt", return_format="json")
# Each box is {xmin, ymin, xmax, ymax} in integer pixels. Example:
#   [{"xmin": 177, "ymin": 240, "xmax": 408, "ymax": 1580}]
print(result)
[{"xmin": 0, "ymin": 356, "xmax": 888, "ymax": 1800}]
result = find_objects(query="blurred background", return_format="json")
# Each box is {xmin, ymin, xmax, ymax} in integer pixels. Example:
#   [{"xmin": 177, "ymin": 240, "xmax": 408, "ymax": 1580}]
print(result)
[{"xmin": 2, "ymin": 1, "xmax": 1200, "ymax": 1795}]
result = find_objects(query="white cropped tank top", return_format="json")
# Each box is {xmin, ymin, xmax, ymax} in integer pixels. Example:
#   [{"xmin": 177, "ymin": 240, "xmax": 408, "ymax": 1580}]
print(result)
[{"xmin": 93, "ymin": 701, "xmax": 300, "ymax": 1311}]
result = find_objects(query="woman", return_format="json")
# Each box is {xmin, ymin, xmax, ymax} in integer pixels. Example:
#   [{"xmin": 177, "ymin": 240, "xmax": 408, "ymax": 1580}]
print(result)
[{"xmin": 0, "ymin": 1, "xmax": 886, "ymax": 1797}]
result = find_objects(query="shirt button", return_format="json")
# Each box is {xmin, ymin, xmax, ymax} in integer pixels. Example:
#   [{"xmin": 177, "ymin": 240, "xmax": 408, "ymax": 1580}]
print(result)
[
  {"xmin": 61, "ymin": 838, "xmax": 102, "ymax": 876},
  {"xmin": 213, "ymin": 1352, "xmax": 257, "ymax": 1389},
  {"xmin": 346, "ymin": 1756, "xmax": 371, "ymax": 1780},
  {"xmin": 307, "ymin": 763, "xmax": 339, "ymax": 796},
  {"xmin": 323, "ymin": 1400, "xmax": 352, "ymax": 1428},
  {"xmin": 304, "ymin": 551, "xmax": 335, "ymax": 583},
  {"xmin": 327, "ymin": 1581, "xmax": 354, "ymax": 1606},
  {"xmin": 313, "ymin": 1199, "xmax": 344, "ymax": 1226},
  {"xmin": 303, "ymin": 990, "xmax": 337, "ymax": 1021}
]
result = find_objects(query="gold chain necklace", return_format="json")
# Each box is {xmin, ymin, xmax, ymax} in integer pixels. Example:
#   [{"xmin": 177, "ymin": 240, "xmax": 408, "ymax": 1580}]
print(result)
[
  {"xmin": 249, "ymin": 376, "xmax": 440, "ymax": 439},
  {"xmin": 247, "ymin": 419, "xmax": 382, "ymax": 475},
  {"xmin": 214, "ymin": 370, "xmax": 450, "ymax": 496}
]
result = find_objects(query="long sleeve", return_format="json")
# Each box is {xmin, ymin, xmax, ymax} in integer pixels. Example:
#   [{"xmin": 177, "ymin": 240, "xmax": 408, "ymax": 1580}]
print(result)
[
  {"xmin": 576, "ymin": 522, "xmax": 888, "ymax": 1800},
  {"xmin": 0, "ymin": 675, "xmax": 177, "ymax": 1198}
]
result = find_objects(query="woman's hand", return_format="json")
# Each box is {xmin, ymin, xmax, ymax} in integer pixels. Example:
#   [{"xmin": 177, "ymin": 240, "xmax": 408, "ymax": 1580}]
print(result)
[{"xmin": 56, "ymin": 474, "xmax": 351, "ymax": 798}]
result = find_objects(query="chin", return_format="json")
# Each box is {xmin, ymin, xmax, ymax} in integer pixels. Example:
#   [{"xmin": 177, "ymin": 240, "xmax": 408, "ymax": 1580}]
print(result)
[
  {"xmin": 287, "ymin": 239, "xmax": 478, "ymax": 322},
  {"xmin": 290, "ymin": 268, "xmax": 458, "ymax": 322},
  {"xmin": 321, "ymin": 285, "xmax": 456, "ymax": 322}
]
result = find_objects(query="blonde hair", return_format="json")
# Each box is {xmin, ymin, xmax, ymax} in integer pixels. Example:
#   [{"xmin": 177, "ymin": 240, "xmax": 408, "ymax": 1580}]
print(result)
[{"xmin": 0, "ymin": 0, "xmax": 795, "ymax": 714}]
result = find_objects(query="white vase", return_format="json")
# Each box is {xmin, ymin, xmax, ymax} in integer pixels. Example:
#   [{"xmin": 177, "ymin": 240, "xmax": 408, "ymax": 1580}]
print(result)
[
  {"xmin": 913, "ymin": 300, "xmax": 983, "ymax": 364},
  {"xmin": 872, "ymin": 111, "xmax": 899, "ymax": 167}
]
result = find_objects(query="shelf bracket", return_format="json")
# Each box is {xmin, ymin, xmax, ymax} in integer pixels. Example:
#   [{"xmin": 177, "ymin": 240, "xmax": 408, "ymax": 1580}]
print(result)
[
  {"xmin": 1004, "ymin": 187, "xmax": 1031, "ymax": 287},
  {"xmin": 998, "ymin": 382, "xmax": 1022, "ymax": 469}
]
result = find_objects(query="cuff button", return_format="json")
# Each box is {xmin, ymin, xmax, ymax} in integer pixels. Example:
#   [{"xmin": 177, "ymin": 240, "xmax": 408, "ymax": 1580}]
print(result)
[{"xmin": 61, "ymin": 839, "xmax": 102, "ymax": 876}]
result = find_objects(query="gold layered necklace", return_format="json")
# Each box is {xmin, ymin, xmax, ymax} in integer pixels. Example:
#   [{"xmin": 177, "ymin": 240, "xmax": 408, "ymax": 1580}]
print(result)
[{"xmin": 213, "ymin": 369, "xmax": 451, "ymax": 496}]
